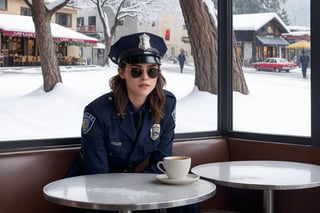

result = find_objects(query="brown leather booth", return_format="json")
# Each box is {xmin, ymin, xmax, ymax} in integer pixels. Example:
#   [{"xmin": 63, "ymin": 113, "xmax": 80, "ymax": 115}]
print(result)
[{"xmin": 1, "ymin": 137, "xmax": 320, "ymax": 213}]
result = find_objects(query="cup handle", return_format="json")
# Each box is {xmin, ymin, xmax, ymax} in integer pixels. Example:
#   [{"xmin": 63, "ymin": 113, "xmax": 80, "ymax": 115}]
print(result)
[{"xmin": 157, "ymin": 161, "xmax": 166, "ymax": 174}]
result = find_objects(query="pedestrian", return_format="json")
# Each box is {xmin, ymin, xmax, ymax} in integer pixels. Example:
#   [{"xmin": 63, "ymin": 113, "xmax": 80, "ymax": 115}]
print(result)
[
  {"xmin": 177, "ymin": 49, "xmax": 186, "ymax": 73},
  {"xmin": 66, "ymin": 32, "xmax": 200, "ymax": 213},
  {"xmin": 299, "ymin": 50, "xmax": 310, "ymax": 78}
]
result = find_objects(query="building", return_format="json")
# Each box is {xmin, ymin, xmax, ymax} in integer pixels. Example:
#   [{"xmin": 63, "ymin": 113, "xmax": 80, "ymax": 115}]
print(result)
[
  {"xmin": 282, "ymin": 25, "xmax": 310, "ymax": 63},
  {"xmin": 234, "ymin": 12, "xmax": 290, "ymax": 66},
  {"xmin": 0, "ymin": 0, "xmax": 97, "ymax": 67},
  {"xmin": 77, "ymin": 6, "xmax": 192, "ymax": 65}
]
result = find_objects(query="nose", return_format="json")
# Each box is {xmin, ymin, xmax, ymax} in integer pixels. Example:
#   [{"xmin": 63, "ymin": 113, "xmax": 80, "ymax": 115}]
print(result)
[{"xmin": 140, "ymin": 69, "xmax": 149, "ymax": 79}]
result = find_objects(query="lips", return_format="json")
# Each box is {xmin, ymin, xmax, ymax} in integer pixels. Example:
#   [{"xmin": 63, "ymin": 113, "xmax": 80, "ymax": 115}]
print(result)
[{"xmin": 139, "ymin": 83, "xmax": 150, "ymax": 89}]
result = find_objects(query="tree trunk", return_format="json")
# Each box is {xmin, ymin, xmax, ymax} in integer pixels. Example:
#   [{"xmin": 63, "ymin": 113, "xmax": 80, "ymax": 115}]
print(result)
[
  {"xmin": 179, "ymin": 0, "xmax": 249, "ymax": 95},
  {"xmin": 232, "ymin": 32, "xmax": 249, "ymax": 94},
  {"xmin": 30, "ymin": 1, "xmax": 62, "ymax": 92},
  {"xmin": 104, "ymin": 35, "xmax": 112, "ymax": 66}
]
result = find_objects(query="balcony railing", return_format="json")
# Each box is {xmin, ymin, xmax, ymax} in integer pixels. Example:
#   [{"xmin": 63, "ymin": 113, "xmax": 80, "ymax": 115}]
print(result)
[{"xmin": 77, "ymin": 25, "xmax": 97, "ymax": 33}]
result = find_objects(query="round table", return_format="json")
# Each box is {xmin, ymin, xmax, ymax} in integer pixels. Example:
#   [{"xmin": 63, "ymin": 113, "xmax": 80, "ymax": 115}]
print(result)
[
  {"xmin": 43, "ymin": 173, "xmax": 216, "ymax": 213},
  {"xmin": 191, "ymin": 160, "xmax": 320, "ymax": 213}
]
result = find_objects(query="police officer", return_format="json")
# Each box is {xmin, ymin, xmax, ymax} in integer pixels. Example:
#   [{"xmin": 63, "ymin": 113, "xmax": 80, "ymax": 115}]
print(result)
[{"xmin": 67, "ymin": 32, "xmax": 200, "ymax": 213}]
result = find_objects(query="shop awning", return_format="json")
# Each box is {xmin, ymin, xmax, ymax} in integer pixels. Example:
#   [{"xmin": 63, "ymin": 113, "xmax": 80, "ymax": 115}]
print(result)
[
  {"xmin": 0, "ymin": 14, "xmax": 97, "ymax": 46},
  {"xmin": 256, "ymin": 35, "xmax": 289, "ymax": 46},
  {"xmin": 285, "ymin": 40, "xmax": 310, "ymax": 49}
]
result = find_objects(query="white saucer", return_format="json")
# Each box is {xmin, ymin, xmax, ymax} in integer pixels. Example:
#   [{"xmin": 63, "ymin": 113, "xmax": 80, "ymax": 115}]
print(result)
[{"xmin": 156, "ymin": 174, "xmax": 200, "ymax": 185}]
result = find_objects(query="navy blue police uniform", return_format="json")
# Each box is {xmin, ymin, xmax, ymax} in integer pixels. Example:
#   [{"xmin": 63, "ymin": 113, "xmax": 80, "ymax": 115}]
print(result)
[
  {"xmin": 81, "ymin": 90, "xmax": 176, "ymax": 174},
  {"xmin": 67, "ymin": 32, "xmax": 200, "ymax": 213}
]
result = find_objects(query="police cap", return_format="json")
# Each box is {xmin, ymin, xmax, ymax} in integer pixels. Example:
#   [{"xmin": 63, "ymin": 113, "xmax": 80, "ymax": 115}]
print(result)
[{"xmin": 109, "ymin": 32, "xmax": 167, "ymax": 65}]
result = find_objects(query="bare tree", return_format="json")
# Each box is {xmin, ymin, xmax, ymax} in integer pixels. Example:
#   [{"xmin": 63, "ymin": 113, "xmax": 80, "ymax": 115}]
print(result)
[
  {"xmin": 24, "ymin": 0, "xmax": 70, "ymax": 92},
  {"xmin": 179, "ymin": 0, "xmax": 249, "ymax": 94}
]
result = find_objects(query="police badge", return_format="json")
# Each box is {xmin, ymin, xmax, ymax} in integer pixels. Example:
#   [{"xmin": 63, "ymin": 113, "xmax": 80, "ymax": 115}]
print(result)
[
  {"xmin": 150, "ymin": 124, "xmax": 160, "ymax": 141},
  {"xmin": 139, "ymin": 33, "xmax": 151, "ymax": 50}
]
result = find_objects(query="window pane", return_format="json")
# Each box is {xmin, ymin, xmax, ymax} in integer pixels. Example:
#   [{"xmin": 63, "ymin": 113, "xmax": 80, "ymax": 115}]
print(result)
[
  {"xmin": 0, "ymin": 0, "xmax": 7, "ymax": 10},
  {"xmin": 88, "ymin": 16, "xmax": 96, "ymax": 25},
  {"xmin": 21, "ymin": 7, "xmax": 32, "ymax": 16},
  {"xmin": 0, "ymin": 1, "xmax": 217, "ymax": 142},
  {"xmin": 232, "ymin": 0, "xmax": 311, "ymax": 136},
  {"xmin": 56, "ymin": 13, "xmax": 72, "ymax": 27}
]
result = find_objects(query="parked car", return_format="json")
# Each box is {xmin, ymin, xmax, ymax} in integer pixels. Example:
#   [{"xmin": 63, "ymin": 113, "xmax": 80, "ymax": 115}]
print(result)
[{"xmin": 250, "ymin": 57, "xmax": 297, "ymax": 72}]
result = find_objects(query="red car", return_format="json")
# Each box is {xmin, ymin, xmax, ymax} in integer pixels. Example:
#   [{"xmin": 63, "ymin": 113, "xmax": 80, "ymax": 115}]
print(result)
[{"xmin": 250, "ymin": 57, "xmax": 297, "ymax": 72}]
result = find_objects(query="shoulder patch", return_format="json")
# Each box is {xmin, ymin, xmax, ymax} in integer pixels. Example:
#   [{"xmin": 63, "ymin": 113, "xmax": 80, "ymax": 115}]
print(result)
[{"xmin": 82, "ymin": 112, "xmax": 96, "ymax": 134}]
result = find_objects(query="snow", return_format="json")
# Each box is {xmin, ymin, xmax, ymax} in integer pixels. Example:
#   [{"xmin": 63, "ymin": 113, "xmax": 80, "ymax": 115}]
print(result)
[
  {"xmin": 233, "ymin": 12, "xmax": 290, "ymax": 32},
  {"xmin": 0, "ymin": 63, "xmax": 310, "ymax": 141}
]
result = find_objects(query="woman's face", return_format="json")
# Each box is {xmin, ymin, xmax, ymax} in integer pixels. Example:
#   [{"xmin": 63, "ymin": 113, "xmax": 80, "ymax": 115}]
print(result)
[{"xmin": 118, "ymin": 63, "xmax": 159, "ymax": 102}]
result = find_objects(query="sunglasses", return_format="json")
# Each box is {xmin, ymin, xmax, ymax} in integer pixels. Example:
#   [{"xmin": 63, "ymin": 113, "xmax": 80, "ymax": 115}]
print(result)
[{"xmin": 128, "ymin": 67, "xmax": 160, "ymax": 79}]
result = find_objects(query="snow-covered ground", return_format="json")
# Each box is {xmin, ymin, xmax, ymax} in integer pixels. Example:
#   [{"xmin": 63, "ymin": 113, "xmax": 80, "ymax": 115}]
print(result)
[{"xmin": 0, "ymin": 63, "xmax": 310, "ymax": 141}]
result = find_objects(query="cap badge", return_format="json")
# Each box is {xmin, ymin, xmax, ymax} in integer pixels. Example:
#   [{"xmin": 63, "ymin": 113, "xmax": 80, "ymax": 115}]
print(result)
[{"xmin": 139, "ymin": 33, "xmax": 151, "ymax": 50}]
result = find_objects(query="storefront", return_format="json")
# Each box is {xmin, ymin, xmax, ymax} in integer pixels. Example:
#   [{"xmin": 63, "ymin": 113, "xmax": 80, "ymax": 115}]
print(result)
[
  {"xmin": 234, "ymin": 13, "xmax": 291, "ymax": 66},
  {"xmin": 0, "ymin": 14, "xmax": 97, "ymax": 66},
  {"xmin": 254, "ymin": 35, "xmax": 289, "ymax": 60}
]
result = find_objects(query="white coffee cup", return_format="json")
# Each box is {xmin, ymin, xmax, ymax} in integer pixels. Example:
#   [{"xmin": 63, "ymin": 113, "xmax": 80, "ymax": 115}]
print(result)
[{"xmin": 157, "ymin": 156, "xmax": 191, "ymax": 179}]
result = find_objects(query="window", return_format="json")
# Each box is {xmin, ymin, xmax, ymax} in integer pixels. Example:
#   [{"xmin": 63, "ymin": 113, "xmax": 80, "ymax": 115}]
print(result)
[
  {"xmin": 21, "ymin": 7, "xmax": 32, "ymax": 16},
  {"xmin": 77, "ymin": 17, "xmax": 84, "ymax": 27},
  {"xmin": 88, "ymin": 16, "xmax": 96, "ymax": 26},
  {"xmin": 55, "ymin": 12, "xmax": 72, "ymax": 27},
  {"xmin": 117, "ymin": 19, "xmax": 124, "ymax": 26},
  {"xmin": 1, "ymin": 0, "xmax": 320, "ymax": 149},
  {"xmin": 0, "ymin": 0, "xmax": 7, "ymax": 10},
  {"xmin": 232, "ymin": 0, "xmax": 311, "ymax": 137}
]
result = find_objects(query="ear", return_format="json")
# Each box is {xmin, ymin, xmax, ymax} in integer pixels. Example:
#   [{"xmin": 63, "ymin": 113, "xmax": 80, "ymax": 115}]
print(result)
[{"xmin": 118, "ymin": 67, "xmax": 125, "ymax": 79}]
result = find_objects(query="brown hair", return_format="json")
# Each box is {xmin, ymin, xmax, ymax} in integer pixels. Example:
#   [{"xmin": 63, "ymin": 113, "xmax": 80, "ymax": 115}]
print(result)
[{"xmin": 109, "ymin": 62, "xmax": 166, "ymax": 123}]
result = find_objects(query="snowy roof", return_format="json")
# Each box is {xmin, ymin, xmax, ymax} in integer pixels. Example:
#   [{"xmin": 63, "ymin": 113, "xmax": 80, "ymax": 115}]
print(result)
[
  {"xmin": 233, "ymin": 12, "xmax": 290, "ymax": 33},
  {"xmin": 282, "ymin": 25, "xmax": 310, "ymax": 39},
  {"xmin": 0, "ymin": 14, "xmax": 97, "ymax": 44}
]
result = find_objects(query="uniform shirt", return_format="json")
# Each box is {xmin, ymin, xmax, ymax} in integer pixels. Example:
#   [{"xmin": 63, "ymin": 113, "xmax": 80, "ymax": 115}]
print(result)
[{"xmin": 80, "ymin": 90, "xmax": 176, "ymax": 175}]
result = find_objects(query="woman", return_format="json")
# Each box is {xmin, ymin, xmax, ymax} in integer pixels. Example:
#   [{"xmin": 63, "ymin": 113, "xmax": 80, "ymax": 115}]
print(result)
[{"xmin": 68, "ymin": 32, "xmax": 200, "ymax": 213}]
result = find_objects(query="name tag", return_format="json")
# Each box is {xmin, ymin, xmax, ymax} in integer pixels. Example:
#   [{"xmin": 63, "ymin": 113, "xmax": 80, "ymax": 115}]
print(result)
[{"xmin": 111, "ymin": 141, "xmax": 122, "ymax": 147}]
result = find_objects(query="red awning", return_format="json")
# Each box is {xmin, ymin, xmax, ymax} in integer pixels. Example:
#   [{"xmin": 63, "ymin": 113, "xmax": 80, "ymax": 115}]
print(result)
[{"xmin": 0, "ymin": 14, "xmax": 97, "ymax": 45}]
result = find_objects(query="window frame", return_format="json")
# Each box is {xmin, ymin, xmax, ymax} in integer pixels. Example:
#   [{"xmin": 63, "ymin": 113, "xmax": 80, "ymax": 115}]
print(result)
[{"xmin": 220, "ymin": 0, "xmax": 317, "ymax": 147}]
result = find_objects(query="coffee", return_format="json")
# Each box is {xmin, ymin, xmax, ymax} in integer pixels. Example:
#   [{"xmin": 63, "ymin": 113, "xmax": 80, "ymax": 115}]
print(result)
[{"xmin": 157, "ymin": 156, "xmax": 191, "ymax": 179}]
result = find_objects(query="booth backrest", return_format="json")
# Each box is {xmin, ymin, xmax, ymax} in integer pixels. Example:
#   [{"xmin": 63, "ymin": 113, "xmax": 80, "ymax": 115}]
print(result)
[
  {"xmin": 2, "ymin": 137, "xmax": 320, "ymax": 213},
  {"xmin": 0, "ymin": 147, "xmax": 79, "ymax": 213},
  {"xmin": 0, "ymin": 137, "xmax": 229, "ymax": 213}
]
